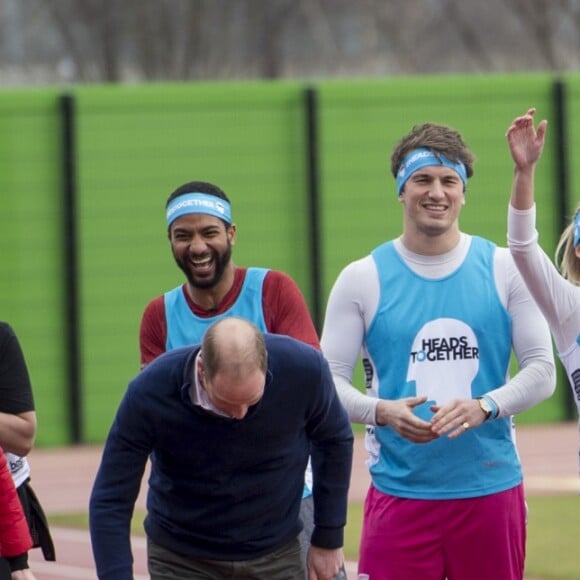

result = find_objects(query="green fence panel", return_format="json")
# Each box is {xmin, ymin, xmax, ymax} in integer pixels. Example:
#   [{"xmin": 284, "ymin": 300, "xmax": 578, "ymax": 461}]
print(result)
[
  {"xmin": 74, "ymin": 81, "xmax": 310, "ymax": 441},
  {"xmin": 565, "ymin": 74, "xmax": 580, "ymax": 223},
  {"xmin": 558, "ymin": 74, "xmax": 580, "ymax": 418},
  {"xmin": 0, "ymin": 89, "xmax": 68, "ymax": 446},
  {"xmin": 317, "ymin": 73, "xmax": 567, "ymax": 423},
  {"xmin": 1, "ymin": 74, "xmax": 577, "ymax": 448}
]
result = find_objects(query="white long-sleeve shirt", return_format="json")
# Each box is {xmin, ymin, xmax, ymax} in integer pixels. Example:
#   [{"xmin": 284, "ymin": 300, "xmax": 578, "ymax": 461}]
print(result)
[
  {"xmin": 321, "ymin": 233, "xmax": 556, "ymax": 425},
  {"xmin": 508, "ymin": 204, "xmax": 580, "ymax": 416}
]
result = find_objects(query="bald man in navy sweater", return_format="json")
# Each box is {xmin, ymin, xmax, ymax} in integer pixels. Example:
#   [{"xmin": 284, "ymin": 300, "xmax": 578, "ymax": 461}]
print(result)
[{"xmin": 89, "ymin": 317, "xmax": 353, "ymax": 580}]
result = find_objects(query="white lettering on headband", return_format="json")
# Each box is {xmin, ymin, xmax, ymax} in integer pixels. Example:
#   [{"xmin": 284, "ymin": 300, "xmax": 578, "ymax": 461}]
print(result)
[
  {"xmin": 396, "ymin": 147, "xmax": 468, "ymax": 195},
  {"xmin": 166, "ymin": 193, "xmax": 232, "ymax": 227}
]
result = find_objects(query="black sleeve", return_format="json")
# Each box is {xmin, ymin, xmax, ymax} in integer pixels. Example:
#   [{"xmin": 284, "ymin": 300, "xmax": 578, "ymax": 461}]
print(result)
[{"xmin": 0, "ymin": 323, "xmax": 35, "ymax": 414}]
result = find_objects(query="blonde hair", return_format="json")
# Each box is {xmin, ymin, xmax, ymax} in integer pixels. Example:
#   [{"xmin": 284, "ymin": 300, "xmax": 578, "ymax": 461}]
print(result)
[{"xmin": 555, "ymin": 203, "xmax": 580, "ymax": 285}]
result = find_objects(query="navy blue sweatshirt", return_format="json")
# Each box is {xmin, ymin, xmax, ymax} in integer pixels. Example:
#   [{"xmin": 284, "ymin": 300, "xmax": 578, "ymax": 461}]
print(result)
[{"xmin": 89, "ymin": 334, "xmax": 353, "ymax": 580}]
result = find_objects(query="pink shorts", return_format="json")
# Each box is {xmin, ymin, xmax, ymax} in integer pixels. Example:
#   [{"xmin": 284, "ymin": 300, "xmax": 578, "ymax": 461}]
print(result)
[{"xmin": 358, "ymin": 483, "xmax": 526, "ymax": 580}]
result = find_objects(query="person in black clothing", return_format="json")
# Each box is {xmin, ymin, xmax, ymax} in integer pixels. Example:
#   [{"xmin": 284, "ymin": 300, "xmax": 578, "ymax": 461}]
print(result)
[{"xmin": 0, "ymin": 322, "xmax": 55, "ymax": 577}]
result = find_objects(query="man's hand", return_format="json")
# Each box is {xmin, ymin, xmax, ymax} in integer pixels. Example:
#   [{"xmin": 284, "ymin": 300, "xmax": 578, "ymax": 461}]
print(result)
[
  {"xmin": 430, "ymin": 398, "xmax": 487, "ymax": 438},
  {"xmin": 506, "ymin": 107, "xmax": 547, "ymax": 170},
  {"xmin": 307, "ymin": 546, "xmax": 344, "ymax": 580},
  {"xmin": 376, "ymin": 396, "xmax": 438, "ymax": 443},
  {"xmin": 11, "ymin": 568, "xmax": 37, "ymax": 580}
]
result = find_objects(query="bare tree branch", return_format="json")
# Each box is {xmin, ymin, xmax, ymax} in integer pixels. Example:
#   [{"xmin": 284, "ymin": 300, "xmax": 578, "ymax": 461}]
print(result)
[{"xmin": 4, "ymin": 0, "xmax": 580, "ymax": 84}]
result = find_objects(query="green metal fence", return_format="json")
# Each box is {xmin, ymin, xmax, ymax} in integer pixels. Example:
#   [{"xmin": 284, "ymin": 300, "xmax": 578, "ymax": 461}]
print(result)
[{"xmin": 0, "ymin": 74, "xmax": 576, "ymax": 446}]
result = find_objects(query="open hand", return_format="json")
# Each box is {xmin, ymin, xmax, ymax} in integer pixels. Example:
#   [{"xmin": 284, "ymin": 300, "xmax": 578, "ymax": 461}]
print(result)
[
  {"xmin": 376, "ymin": 396, "xmax": 438, "ymax": 443},
  {"xmin": 505, "ymin": 107, "xmax": 547, "ymax": 169}
]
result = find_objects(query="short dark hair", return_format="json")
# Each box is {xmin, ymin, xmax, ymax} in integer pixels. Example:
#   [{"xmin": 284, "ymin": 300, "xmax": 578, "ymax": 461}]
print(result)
[
  {"xmin": 390, "ymin": 123, "xmax": 476, "ymax": 180},
  {"xmin": 165, "ymin": 181, "xmax": 231, "ymax": 208}
]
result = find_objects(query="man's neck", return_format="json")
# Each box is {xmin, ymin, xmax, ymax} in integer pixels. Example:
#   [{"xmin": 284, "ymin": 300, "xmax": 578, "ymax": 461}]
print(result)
[{"xmin": 400, "ymin": 228, "xmax": 461, "ymax": 256}]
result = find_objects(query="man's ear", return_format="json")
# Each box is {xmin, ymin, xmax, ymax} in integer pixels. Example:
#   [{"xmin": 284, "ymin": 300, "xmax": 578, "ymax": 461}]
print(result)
[
  {"xmin": 197, "ymin": 353, "xmax": 204, "ymax": 379},
  {"xmin": 228, "ymin": 224, "xmax": 237, "ymax": 245}
]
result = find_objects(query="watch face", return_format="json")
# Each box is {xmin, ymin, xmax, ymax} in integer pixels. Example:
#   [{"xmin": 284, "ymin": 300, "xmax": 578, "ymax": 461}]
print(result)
[{"xmin": 480, "ymin": 398, "xmax": 492, "ymax": 415}]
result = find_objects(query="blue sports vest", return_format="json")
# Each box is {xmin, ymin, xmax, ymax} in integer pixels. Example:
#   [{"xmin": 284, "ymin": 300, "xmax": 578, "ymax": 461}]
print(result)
[
  {"xmin": 365, "ymin": 236, "xmax": 522, "ymax": 499},
  {"xmin": 164, "ymin": 268, "xmax": 269, "ymax": 350}
]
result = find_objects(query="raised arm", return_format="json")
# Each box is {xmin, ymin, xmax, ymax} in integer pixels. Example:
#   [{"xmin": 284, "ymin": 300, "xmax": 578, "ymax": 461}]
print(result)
[{"xmin": 505, "ymin": 107, "xmax": 548, "ymax": 211}]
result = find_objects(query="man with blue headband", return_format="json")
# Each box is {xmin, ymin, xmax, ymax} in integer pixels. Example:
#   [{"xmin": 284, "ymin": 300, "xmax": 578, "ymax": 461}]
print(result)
[
  {"xmin": 321, "ymin": 122, "xmax": 556, "ymax": 579},
  {"xmin": 140, "ymin": 181, "xmax": 319, "ymax": 360},
  {"xmin": 138, "ymin": 181, "xmax": 343, "ymax": 577}
]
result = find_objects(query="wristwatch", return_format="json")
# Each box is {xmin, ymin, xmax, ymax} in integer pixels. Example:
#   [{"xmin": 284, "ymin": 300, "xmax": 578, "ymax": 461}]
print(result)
[{"xmin": 477, "ymin": 397, "xmax": 492, "ymax": 421}]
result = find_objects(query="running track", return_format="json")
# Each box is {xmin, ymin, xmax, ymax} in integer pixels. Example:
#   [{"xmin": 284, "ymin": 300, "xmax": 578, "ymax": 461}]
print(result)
[{"xmin": 26, "ymin": 422, "xmax": 579, "ymax": 579}]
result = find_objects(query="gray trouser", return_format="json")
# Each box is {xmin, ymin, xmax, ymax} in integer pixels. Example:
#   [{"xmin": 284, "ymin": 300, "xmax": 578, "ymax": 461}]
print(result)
[
  {"xmin": 148, "ymin": 536, "xmax": 303, "ymax": 579},
  {"xmin": 298, "ymin": 495, "xmax": 315, "ymax": 574},
  {"xmin": 298, "ymin": 495, "xmax": 347, "ymax": 580}
]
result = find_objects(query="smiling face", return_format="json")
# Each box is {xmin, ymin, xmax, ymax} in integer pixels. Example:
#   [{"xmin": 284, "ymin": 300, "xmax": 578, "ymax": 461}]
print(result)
[
  {"xmin": 169, "ymin": 213, "xmax": 236, "ymax": 290},
  {"xmin": 399, "ymin": 165, "xmax": 465, "ymax": 254}
]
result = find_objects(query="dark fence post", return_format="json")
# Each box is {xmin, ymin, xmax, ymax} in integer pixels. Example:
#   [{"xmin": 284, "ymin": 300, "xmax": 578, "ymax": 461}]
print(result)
[
  {"xmin": 60, "ymin": 93, "xmax": 83, "ymax": 443},
  {"xmin": 553, "ymin": 78, "xmax": 576, "ymax": 421},
  {"xmin": 304, "ymin": 86, "xmax": 323, "ymax": 333},
  {"xmin": 554, "ymin": 79, "xmax": 569, "ymax": 233}
]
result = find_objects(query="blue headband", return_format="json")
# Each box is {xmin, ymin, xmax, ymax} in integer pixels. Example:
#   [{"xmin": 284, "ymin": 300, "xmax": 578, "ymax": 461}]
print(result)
[
  {"xmin": 166, "ymin": 193, "xmax": 232, "ymax": 227},
  {"xmin": 573, "ymin": 211, "xmax": 580, "ymax": 247},
  {"xmin": 396, "ymin": 148, "xmax": 468, "ymax": 195}
]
